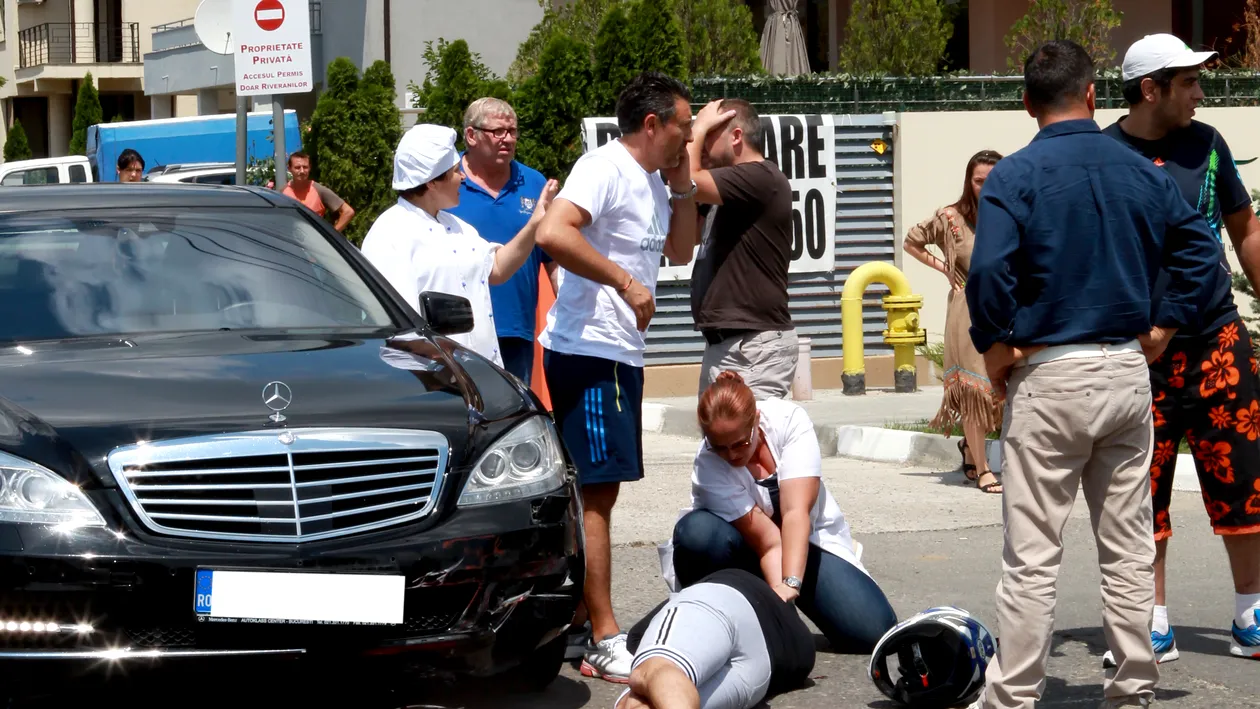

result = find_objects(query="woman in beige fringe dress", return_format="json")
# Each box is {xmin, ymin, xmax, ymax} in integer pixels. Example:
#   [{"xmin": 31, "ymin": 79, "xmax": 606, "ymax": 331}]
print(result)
[{"xmin": 903, "ymin": 150, "xmax": 1004, "ymax": 493}]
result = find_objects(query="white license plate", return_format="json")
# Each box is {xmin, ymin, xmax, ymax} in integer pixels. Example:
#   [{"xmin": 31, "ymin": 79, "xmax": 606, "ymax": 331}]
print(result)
[{"xmin": 194, "ymin": 569, "xmax": 405, "ymax": 625}]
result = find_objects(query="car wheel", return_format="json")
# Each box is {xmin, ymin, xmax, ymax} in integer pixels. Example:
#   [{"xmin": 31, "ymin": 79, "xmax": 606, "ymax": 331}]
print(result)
[{"xmin": 501, "ymin": 633, "xmax": 567, "ymax": 692}]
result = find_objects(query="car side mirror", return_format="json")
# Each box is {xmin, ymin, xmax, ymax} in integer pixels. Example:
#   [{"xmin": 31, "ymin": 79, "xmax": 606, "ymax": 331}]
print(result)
[{"xmin": 419, "ymin": 292, "xmax": 475, "ymax": 336}]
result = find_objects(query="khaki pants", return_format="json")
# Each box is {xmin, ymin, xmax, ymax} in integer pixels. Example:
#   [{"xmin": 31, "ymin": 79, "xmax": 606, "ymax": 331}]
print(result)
[
  {"xmin": 981, "ymin": 350, "xmax": 1157, "ymax": 709},
  {"xmin": 698, "ymin": 329, "xmax": 799, "ymax": 399}
]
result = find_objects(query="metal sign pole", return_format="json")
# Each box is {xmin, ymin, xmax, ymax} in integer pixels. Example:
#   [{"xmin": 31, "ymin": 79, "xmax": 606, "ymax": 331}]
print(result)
[
  {"xmin": 235, "ymin": 95, "xmax": 247, "ymax": 186},
  {"xmin": 272, "ymin": 95, "xmax": 287, "ymax": 190}
]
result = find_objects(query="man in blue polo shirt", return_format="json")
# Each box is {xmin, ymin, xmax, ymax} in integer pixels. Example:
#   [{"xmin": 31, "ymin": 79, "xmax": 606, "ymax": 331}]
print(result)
[{"xmin": 448, "ymin": 97, "xmax": 555, "ymax": 384}]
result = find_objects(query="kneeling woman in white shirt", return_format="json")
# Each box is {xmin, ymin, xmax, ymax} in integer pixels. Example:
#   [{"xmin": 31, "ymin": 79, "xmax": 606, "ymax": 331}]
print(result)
[
  {"xmin": 361, "ymin": 124, "xmax": 557, "ymax": 367},
  {"xmin": 673, "ymin": 371, "xmax": 898, "ymax": 653}
]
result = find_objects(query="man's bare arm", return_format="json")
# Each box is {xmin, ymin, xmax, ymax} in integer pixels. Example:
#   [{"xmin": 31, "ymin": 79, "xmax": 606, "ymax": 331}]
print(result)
[
  {"xmin": 333, "ymin": 202, "xmax": 355, "ymax": 232},
  {"xmin": 536, "ymin": 198, "xmax": 655, "ymax": 330},
  {"xmin": 686, "ymin": 100, "xmax": 737, "ymax": 205},
  {"xmin": 662, "ymin": 194, "xmax": 698, "ymax": 265},
  {"xmin": 536, "ymin": 199, "xmax": 627, "ymax": 287},
  {"xmin": 1225, "ymin": 205, "xmax": 1260, "ymax": 295}
]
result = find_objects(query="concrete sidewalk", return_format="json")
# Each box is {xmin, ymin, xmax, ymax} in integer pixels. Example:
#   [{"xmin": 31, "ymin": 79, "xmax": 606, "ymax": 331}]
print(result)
[
  {"xmin": 646, "ymin": 386, "xmax": 1208, "ymax": 494},
  {"xmin": 644, "ymin": 386, "xmax": 945, "ymax": 439}
]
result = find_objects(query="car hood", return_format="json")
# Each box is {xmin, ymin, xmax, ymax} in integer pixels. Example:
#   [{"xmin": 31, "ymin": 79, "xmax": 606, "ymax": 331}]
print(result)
[{"xmin": 0, "ymin": 330, "xmax": 532, "ymax": 487}]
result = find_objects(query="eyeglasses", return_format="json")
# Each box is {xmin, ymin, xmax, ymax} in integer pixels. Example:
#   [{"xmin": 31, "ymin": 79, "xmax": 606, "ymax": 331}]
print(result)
[
  {"xmin": 474, "ymin": 125, "xmax": 518, "ymax": 140},
  {"xmin": 704, "ymin": 422, "xmax": 757, "ymax": 455}
]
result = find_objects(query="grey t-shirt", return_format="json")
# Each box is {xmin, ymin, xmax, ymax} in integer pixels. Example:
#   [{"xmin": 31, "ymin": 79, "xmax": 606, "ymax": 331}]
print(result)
[{"xmin": 313, "ymin": 181, "xmax": 346, "ymax": 213}]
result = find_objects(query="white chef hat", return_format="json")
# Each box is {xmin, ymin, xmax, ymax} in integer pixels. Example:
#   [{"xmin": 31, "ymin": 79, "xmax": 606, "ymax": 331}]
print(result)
[{"xmin": 392, "ymin": 123, "xmax": 460, "ymax": 190}]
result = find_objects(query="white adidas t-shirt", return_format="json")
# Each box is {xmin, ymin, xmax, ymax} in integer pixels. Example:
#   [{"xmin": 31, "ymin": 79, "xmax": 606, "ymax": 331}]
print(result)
[
  {"xmin": 538, "ymin": 139, "xmax": 673, "ymax": 368},
  {"xmin": 691, "ymin": 398, "xmax": 867, "ymax": 575}
]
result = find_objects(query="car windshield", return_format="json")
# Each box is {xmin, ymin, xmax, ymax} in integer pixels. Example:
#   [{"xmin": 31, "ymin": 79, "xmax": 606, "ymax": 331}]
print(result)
[{"xmin": 0, "ymin": 208, "xmax": 397, "ymax": 342}]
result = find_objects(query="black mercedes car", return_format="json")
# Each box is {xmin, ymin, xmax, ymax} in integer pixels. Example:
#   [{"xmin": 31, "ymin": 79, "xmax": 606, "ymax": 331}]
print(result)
[{"xmin": 0, "ymin": 184, "xmax": 583, "ymax": 690}]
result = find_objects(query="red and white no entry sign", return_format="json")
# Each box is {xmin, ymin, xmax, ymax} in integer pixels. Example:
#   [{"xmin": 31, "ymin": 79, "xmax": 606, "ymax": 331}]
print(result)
[{"xmin": 254, "ymin": 0, "xmax": 285, "ymax": 31}]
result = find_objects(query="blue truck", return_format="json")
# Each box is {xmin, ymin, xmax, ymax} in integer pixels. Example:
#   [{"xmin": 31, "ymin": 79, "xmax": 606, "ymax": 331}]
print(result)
[{"xmin": 87, "ymin": 110, "xmax": 302, "ymax": 182}]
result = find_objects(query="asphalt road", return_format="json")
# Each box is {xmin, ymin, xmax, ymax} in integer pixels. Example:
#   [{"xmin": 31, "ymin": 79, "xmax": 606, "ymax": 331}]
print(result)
[{"xmin": 9, "ymin": 433, "xmax": 1257, "ymax": 708}]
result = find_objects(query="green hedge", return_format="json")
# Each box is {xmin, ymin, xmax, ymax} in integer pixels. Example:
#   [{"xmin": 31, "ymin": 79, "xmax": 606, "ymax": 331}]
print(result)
[{"xmin": 688, "ymin": 71, "xmax": 1260, "ymax": 114}]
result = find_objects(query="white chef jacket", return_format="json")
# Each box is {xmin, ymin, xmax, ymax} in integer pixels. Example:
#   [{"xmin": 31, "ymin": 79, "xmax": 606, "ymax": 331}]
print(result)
[{"xmin": 361, "ymin": 198, "xmax": 503, "ymax": 366}]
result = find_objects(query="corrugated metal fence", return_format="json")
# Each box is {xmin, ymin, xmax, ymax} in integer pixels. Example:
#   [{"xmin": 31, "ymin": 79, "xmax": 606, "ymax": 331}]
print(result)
[{"xmin": 645, "ymin": 113, "xmax": 898, "ymax": 366}]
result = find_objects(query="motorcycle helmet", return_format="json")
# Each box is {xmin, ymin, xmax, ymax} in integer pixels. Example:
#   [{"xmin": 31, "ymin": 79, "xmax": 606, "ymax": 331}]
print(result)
[{"xmin": 869, "ymin": 606, "xmax": 996, "ymax": 708}]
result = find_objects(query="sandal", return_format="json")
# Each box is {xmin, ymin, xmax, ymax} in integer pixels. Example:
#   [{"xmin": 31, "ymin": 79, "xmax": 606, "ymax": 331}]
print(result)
[
  {"xmin": 976, "ymin": 470, "xmax": 1003, "ymax": 494},
  {"xmin": 958, "ymin": 440, "xmax": 978, "ymax": 482},
  {"xmin": 960, "ymin": 439, "xmax": 1001, "ymax": 492}
]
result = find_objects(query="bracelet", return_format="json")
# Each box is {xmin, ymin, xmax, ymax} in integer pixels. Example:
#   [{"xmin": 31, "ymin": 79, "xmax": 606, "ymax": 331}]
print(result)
[{"xmin": 617, "ymin": 273, "xmax": 634, "ymax": 293}]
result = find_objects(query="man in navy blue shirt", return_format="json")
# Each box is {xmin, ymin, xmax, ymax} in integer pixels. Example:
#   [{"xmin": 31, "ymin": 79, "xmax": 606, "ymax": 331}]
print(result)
[
  {"xmin": 448, "ymin": 97, "xmax": 555, "ymax": 384},
  {"xmin": 1102, "ymin": 34, "xmax": 1260, "ymax": 666},
  {"xmin": 964, "ymin": 40, "xmax": 1220, "ymax": 709}
]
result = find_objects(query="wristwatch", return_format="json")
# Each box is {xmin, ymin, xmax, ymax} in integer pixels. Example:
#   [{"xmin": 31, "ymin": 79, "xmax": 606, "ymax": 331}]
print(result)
[
  {"xmin": 670, "ymin": 179, "xmax": 697, "ymax": 201},
  {"xmin": 782, "ymin": 576, "xmax": 802, "ymax": 590}
]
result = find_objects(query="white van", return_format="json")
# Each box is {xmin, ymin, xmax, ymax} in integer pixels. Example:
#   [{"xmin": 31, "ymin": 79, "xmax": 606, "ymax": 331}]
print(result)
[{"xmin": 0, "ymin": 156, "xmax": 94, "ymax": 186}]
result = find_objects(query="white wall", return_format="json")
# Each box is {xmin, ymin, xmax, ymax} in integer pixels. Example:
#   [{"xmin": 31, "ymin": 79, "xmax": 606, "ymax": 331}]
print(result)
[{"xmin": 895, "ymin": 107, "xmax": 1260, "ymax": 342}]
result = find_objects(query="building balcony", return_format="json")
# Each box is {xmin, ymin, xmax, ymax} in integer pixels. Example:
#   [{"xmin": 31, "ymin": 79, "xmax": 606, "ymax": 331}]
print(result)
[
  {"xmin": 19, "ymin": 22, "xmax": 141, "ymax": 68},
  {"xmin": 16, "ymin": 22, "xmax": 144, "ymax": 87}
]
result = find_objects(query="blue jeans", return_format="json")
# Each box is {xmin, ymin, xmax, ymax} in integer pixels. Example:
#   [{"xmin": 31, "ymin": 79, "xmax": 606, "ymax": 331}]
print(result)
[
  {"xmin": 498, "ymin": 336, "xmax": 533, "ymax": 385},
  {"xmin": 672, "ymin": 509, "xmax": 898, "ymax": 653}
]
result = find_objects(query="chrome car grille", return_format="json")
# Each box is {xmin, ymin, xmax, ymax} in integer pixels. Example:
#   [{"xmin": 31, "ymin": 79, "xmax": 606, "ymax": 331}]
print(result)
[{"xmin": 108, "ymin": 429, "xmax": 449, "ymax": 543}]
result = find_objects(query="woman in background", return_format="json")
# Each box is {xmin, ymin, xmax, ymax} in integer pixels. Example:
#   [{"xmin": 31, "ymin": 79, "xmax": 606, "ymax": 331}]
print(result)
[
  {"xmin": 117, "ymin": 149, "xmax": 145, "ymax": 183},
  {"xmin": 902, "ymin": 149, "xmax": 1004, "ymax": 494}
]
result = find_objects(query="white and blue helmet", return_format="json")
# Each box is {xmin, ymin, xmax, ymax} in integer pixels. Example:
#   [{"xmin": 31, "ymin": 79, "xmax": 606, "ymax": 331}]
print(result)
[{"xmin": 869, "ymin": 606, "xmax": 996, "ymax": 708}]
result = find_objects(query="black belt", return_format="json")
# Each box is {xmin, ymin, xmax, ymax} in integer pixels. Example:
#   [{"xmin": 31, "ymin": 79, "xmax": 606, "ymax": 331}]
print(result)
[{"xmin": 701, "ymin": 328, "xmax": 754, "ymax": 346}]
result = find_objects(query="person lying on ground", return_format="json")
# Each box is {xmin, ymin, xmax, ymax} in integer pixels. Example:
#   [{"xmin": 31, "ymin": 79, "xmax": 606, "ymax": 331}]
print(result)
[{"xmin": 614, "ymin": 568, "xmax": 815, "ymax": 709}]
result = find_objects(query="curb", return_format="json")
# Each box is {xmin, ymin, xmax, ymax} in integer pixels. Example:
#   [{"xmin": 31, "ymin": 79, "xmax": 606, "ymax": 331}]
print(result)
[
  {"xmin": 643, "ymin": 405, "xmax": 1203, "ymax": 494},
  {"xmin": 642, "ymin": 402, "xmax": 702, "ymax": 440},
  {"xmin": 829, "ymin": 425, "xmax": 1203, "ymax": 494},
  {"xmin": 830, "ymin": 425, "xmax": 994, "ymax": 470}
]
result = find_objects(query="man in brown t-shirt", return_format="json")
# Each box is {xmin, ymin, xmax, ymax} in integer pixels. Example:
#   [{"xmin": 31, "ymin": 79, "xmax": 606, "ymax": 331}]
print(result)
[{"xmin": 687, "ymin": 99, "xmax": 797, "ymax": 398}]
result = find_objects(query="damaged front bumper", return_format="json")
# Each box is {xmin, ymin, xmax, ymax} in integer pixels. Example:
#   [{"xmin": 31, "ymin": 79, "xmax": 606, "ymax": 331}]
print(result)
[{"xmin": 0, "ymin": 480, "xmax": 584, "ymax": 674}]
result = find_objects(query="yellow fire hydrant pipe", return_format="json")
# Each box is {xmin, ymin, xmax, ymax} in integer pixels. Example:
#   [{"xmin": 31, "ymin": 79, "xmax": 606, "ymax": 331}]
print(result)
[{"xmin": 840, "ymin": 261, "xmax": 926, "ymax": 395}]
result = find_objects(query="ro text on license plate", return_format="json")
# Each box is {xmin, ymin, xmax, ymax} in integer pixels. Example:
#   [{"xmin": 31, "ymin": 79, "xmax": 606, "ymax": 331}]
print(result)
[{"xmin": 194, "ymin": 569, "xmax": 404, "ymax": 625}]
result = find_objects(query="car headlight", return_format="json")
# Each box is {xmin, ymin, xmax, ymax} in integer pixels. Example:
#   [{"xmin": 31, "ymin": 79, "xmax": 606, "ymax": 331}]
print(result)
[
  {"xmin": 0, "ymin": 451, "xmax": 105, "ymax": 527},
  {"xmin": 459, "ymin": 416, "xmax": 566, "ymax": 507}
]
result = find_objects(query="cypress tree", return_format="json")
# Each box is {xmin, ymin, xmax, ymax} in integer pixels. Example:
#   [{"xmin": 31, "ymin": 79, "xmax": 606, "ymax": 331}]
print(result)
[
  {"xmin": 4, "ymin": 120, "xmax": 32, "ymax": 162},
  {"xmin": 592, "ymin": 5, "xmax": 637, "ymax": 114},
  {"xmin": 837, "ymin": 0, "xmax": 954, "ymax": 76},
  {"xmin": 626, "ymin": 0, "xmax": 688, "ymax": 82},
  {"xmin": 515, "ymin": 35, "xmax": 594, "ymax": 182},
  {"xmin": 69, "ymin": 73, "xmax": 103, "ymax": 155},
  {"xmin": 349, "ymin": 60, "xmax": 405, "ymax": 244}
]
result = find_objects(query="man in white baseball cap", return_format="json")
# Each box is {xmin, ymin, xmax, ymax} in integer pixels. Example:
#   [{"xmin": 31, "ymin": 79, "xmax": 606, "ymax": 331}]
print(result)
[
  {"xmin": 1120, "ymin": 33, "xmax": 1217, "ymax": 84},
  {"xmin": 1103, "ymin": 33, "xmax": 1260, "ymax": 667},
  {"xmin": 360, "ymin": 123, "xmax": 557, "ymax": 367}
]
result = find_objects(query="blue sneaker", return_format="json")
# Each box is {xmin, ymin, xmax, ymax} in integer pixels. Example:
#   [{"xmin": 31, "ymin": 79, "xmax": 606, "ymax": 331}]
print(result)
[
  {"xmin": 1231, "ymin": 609, "xmax": 1260, "ymax": 659},
  {"xmin": 1101, "ymin": 628, "xmax": 1179, "ymax": 668}
]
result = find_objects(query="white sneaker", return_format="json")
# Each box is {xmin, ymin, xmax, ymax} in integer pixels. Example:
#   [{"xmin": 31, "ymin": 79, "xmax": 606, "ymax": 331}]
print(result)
[
  {"xmin": 1102, "ymin": 627, "xmax": 1179, "ymax": 668},
  {"xmin": 580, "ymin": 633, "xmax": 632, "ymax": 684}
]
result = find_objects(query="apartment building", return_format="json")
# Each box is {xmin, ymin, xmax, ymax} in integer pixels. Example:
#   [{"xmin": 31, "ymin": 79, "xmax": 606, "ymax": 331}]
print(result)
[{"xmin": 0, "ymin": 0, "xmax": 202, "ymax": 158}]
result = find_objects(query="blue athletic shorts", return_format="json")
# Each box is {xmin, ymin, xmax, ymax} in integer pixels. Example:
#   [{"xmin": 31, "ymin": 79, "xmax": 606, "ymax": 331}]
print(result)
[{"xmin": 543, "ymin": 349, "xmax": 645, "ymax": 486}]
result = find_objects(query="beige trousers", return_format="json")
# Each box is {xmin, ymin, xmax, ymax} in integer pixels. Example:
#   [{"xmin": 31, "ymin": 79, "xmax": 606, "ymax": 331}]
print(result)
[
  {"xmin": 698, "ymin": 329, "xmax": 799, "ymax": 399},
  {"xmin": 981, "ymin": 350, "xmax": 1158, "ymax": 709}
]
